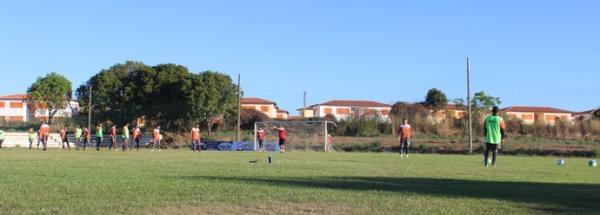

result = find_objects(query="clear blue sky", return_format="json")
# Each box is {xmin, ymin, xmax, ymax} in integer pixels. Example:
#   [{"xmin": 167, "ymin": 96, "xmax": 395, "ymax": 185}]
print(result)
[{"xmin": 1, "ymin": 0, "xmax": 599, "ymax": 113}]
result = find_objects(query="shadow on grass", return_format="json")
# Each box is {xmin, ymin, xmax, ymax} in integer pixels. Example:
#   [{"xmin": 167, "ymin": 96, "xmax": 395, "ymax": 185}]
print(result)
[{"xmin": 181, "ymin": 175, "xmax": 600, "ymax": 214}]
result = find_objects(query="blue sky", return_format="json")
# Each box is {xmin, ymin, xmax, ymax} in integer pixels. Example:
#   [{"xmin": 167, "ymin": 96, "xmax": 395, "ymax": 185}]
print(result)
[{"xmin": 1, "ymin": 0, "xmax": 599, "ymax": 113}]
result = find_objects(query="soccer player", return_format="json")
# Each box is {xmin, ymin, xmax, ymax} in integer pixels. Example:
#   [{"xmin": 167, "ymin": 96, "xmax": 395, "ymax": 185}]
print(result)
[
  {"xmin": 95, "ymin": 123, "xmax": 103, "ymax": 151},
  {"xmin": 484, "ymin": 106, "xmax": 506, "ymax": 167},
  {"xmin": 191, "ymin": 124, "xmax": 201, "ymax": 152},
  {"xmin": 398, "ymin": 118, "xmax": 412, "ymax": 158},
  {"xmin": 60, "ymin": 126, "xmax": 71, "ymax": 150},
  {"xmin": 36, "ymin": 129, "xmax": 41, "ymax": 149},
  {"xmin": 0, "ymin": 126, "xmax": 5, "ymax": 149},
  {"xmin": 122, "ymin": 123, "xmax": 130, "ymax": 152},
  {"xmin": 28, "ymin": 128, "xmax": 36, "ymax": 149},
  {"xmin": 152, "ymin": 126, "xmax": 161, "ymax": 152},
  {"xmin": 109, "ymin": 125, "xmax": 117, "ymax": 151},
  {"xmin": 74, "ymin": 126, "xmax": 82, "ymax": 150},
  {"xmin": 272, "ymin": 125, "xmax": 286, "ymax": 153},
  {"xmin": 132, "ymin": 126, "xmax": 141, "ymax": 151},
  {"xmin": 40, "ymin": 121, "xmax": 50, "ymax": 151},
  {"xmin": 256, "ymin": 127, "xmax": 265, "ymax": 152},
  {"xmin": 82, "ymin": 127, "xmax": 89, "ymax": 150}
]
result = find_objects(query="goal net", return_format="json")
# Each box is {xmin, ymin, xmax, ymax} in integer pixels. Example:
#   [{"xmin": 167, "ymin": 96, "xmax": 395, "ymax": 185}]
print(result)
[{"xmin": 254, "ymin": 121, "xmax": 335, "ymax": 152}]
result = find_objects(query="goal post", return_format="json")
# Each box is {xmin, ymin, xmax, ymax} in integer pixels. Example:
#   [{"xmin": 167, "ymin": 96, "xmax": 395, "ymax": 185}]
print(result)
[{"xmin": 254, "ymin": 120, "xmax": 335, "ymax": 152}]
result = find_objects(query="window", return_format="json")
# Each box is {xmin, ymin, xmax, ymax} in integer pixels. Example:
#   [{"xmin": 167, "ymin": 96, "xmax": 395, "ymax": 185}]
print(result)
[
  {"xmin": 324, "ymin": 108, "xmax": 333, "ymax": 114},
  {"xmin": 381, "ymin": 110, "xmax": 390, "ymax": 116},
  {"xmin": 260, "ymin": 106, "xmax": 269, "ymax": 112},
  {"xmin": 10, "ymin": 102, "xmax": 23, "ymax": 108},
  {"xmin": 545, "ymin": 115, "xmax": 557, "ymax": 121},
  {"xmin": 521, "ymin": 114, "xmax": 534, "ymax": 120},
  {"xmin": 8, "ymin": 116, "xmax": 23, "ymax": 121},
  {"xmin": 242, "ymin": 105, "xmax": 255, "ymax": 110},
  {"xmin": 336, "ymin": 108, "xmax": 349, "ymax": 115},
  {"xmin": 0, "ymin": 102, "xmax": 4, "ymax": 108}
]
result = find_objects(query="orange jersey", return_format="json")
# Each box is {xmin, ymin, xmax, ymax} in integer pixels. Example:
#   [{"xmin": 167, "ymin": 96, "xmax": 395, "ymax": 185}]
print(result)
[
  {"xmin": 152, "ymin": 129, "xmax": 160, "ymax": 140},
  {"xmin": 60, "ymin": 129, "xmax": 66, "ymax": 138},
  {"xmin": 40, "ymin": 124, "xmax": 50, "ymax": 136},
  {"xmin": 191, "ymin": 128, "xmax": 200, "ymax": 140},
  {"xmin": 399, "ymin": 124, "xmax": 412, "ymax": 140},
  {"xmin": 133, "ymin": 128, "xmax": 141, "ymax": 138}
]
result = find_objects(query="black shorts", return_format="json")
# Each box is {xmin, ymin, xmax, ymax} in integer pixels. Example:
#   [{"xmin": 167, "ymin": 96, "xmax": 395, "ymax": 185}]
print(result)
[
  {"xmin": 486, "ymin": 143, "xmax": 500, "ymax": 150},
  {"xmin": 279, "ymin": 139, "xmax": 286, "ymax": 146}
]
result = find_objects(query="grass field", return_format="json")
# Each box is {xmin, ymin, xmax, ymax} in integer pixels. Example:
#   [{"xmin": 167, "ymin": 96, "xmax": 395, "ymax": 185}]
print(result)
[{"xmin": 0, "ymin": 149, "xmax": 598, "ymax": 215}]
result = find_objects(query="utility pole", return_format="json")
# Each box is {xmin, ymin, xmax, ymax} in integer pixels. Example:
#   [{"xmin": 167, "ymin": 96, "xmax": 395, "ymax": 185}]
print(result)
[
  {"xmin": 302, "ymin": 91, "xmax": 307, "ymax": 118},
  {"xmin": 467, "ymin": 58, "xmax": 473, "ymax": 153},
  {"xmin": 236, "ymin": 74, "xmax": 241, "ymax": 142},
  {"xmin": 88, "ymin": 84, "xmax": 92, "ymax": 139}
]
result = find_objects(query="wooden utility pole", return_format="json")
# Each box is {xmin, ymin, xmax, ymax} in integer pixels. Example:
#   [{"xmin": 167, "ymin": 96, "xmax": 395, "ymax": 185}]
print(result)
[
  {"xmin": 467, "ymin": 58, "xmax": 473, "ymax": 153},
  {"xmin": 88, "ymin": 84, "xmax": 92, "ymax": 139},
  {"xmin": 236, "ymin": 74, "xmax": 241, "ymax": 142},
  {"xmin": 302, "ymin": 91, "xmax": 307, "ymax": 118}
]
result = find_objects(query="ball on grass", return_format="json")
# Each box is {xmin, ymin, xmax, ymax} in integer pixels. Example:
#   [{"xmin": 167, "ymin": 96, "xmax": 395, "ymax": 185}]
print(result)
[
  {"xmin": 557, "ymin": 159, "xmax": 566, "ymax": 166},
  {"xmin": 589, "ymin": 160, "xmax": 597, "ymax": 168}
]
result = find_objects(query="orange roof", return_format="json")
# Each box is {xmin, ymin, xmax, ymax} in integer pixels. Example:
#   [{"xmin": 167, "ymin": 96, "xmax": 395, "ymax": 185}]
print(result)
[
  {"xmin": 0, "ymin": 94, "xmax": 27, "ymax": 100},
  {"xmin": 240, "ymin": 97, "xmax": 276, "ymax": 105},
  {"xmin": 447, "ymin": 104, "xmax": 465, "ymax": 110},
  {"xmin": 313, "ymin": 100, "xmax": 391, "ymax": 108},
  {"xmin": 501, "ymin": 106, "xmax": 572, "ymax": 114}
]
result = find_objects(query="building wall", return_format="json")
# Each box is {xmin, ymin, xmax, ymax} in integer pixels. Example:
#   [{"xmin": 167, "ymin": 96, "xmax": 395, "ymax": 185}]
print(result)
[
  {"xmin": 542, "ymin": 113, "xmax": 572, "ymax": 125},
  {"xmin": 242, "ymin": 104, "xmax": 277, "ymax": 118},
  {"xmin": 506, "ymin": 111, "xmax": 536, "ymax": 124},
  {"xmin": 298, "ymin": 109, "xmax": 314, "ymax": 118},
  {"xmin": 0, "ymin": 100, "xmax": 28, "ymax": 122},
  {"xmin": 505, "ymin": 111, "xmax": 571, "ymax": 125},
  {"xmin": 314, "ymin": 105, "xmax": 390, "ymax": 120}
]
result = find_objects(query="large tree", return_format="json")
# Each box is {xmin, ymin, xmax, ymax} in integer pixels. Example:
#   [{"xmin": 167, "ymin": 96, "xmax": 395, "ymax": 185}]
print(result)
[
  {"xmin": 424, "ymin": 88, "xmax": 448, "ymax": 111},
  {"xmin": 188, "ymin": 71, "xmax": 238, "ymax": 136},
  {"xmin": 27, "ymin": 72, "xmax": 72, "ymax": 124},
  {"xmin": 471, "ymin": 91, "xmax": 501, "ymax": 111}
]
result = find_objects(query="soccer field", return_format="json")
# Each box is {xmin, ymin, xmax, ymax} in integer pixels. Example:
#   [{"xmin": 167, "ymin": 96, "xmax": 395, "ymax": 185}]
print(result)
[{"xmin": 0, "ymin": 149, "xmax": 598, "ymax": 215}]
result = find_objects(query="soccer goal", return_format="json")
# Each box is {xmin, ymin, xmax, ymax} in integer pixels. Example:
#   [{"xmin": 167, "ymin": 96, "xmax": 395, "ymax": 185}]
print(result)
[{"xmin": 254, "ymin": 120, "xmax": 335, "ymax": 152}]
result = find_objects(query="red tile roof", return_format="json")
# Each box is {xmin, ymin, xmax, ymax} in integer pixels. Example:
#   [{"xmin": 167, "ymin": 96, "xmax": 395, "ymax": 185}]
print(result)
[
  {"xmin": 501, "ymin": 106, "xmax": 572, "ymax": 114},
  {"xmin": 0, "ymin": 94, "xmax": 27, "ymax": 100},
  {"xmin": 315, "ymin": 100, "xmax": 391, "ymax": 108},
  {"xmin": 240, "ymin": 97, "xmax": 276, "ymax": 105},
  {"xmin": 573, "ymin": 108, "xmax": 599, "ymax": 115}
]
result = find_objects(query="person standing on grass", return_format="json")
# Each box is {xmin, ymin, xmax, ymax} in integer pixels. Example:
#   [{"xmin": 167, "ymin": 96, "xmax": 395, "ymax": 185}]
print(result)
[
  {"xmin": 40, "ymin": 121, "xmax": 50, "ymax": 151},
  {"xmin": 0, "ymin": 126, "xmax": 5, "ymax": 149},
  {"xmin": 191, "ymin": 124, "xmax": 201, "ymax": 152},
  {"xmin": 484, "ymin": 106, "xmax": 506, "ymax": 167},
  {"xmin": 36, "ymin": 129, "xmax": 41, "ymax": 149},
  {"xmin": 122, "ymin": 123, "xmax": 130, "ymax": 152},
  {"xmin": 74, "ymin": 126, "xmax": 82, "ymax": 150},
  {"xmin": 272, "ymin": 125, "xmax": 286, "ymax": 153},
  {"xmin": 256, "ymin": 127, "xmax": 265, "ymax": 151},
  {"xmin": 95, "ymin": 123, "xmax": 103, "ymax": 151},
  {"xmin": 28, "ymin": 128, "xmax": 36, "ymax": 149},
  {"xmin": 109, "ymin": 125, "xmax": 117, "ymax": 151},
  {"xmin": 152, "ymin": 126, "xmax": 161, "ymax": 152},
  {"xmin": 82, "ymin": 127, "xmax": 89, "ymax": 150},
  {"xmin": 326, "ymin": 134, "xmax": 334, "ymax": 152},
  {"xmin": 398, "ymin": 118, "xmax": 412, "ymax": 158},
  {"xmin": 132, "ymin": 126, "xmax": 141, "ymax": 151},
  {"xmin": 60, "ymin": 126, "xmax": 71, "ymax": 150}
]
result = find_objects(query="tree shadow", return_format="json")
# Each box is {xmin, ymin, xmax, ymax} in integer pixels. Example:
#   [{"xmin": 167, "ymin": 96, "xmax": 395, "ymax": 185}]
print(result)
[{"xmin": 180, "ymin": 175, "xmax": 600, "ymax": 214}]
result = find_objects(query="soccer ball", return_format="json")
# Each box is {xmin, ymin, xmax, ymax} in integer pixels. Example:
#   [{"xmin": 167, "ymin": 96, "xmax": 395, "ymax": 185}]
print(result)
[
  {"xmin": 589, "ymin": 160, "xmax": 597, "ymax": 168},
  {"xmin": 557, "ymin": 159, "xmax": 566, "ymax": 166}
]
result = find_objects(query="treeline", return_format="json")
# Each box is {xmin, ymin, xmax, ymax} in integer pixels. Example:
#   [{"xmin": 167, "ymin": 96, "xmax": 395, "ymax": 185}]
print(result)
[{"xmin": 76, "ymin": 61, "xmax": 238, "ymax": 134}]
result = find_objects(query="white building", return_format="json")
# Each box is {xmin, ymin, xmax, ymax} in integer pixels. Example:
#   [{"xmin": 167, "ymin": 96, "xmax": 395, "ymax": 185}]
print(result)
[
  {"xmin": 241, "ymin": 97, "xmax": 287, "ymax": 120},
  {"xmin": 0, "ymin": 93, "xmax": 79, "ymax": 122},
  {"xmin": 301, "ymin": 100, "xmax": 392, "ymax": 121}
]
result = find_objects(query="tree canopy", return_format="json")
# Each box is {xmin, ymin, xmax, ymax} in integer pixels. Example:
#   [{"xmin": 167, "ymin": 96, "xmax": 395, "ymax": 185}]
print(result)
[
  {"xmin": 76, "ymin": 61, "xmax": 238, "ymax": 132},
  {"xmin": 27, "ymin": 72, "xmax": 72, "ymax": 124},
  {"xmin": 424, "ymin": 88, "xmax": 448, "ymax": 111}
]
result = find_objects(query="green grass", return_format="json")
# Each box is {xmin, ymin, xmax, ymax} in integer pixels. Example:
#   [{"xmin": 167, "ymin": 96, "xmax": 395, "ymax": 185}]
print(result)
[{"xmin": 0, "ymin": 149, "xmax": 598, "ymax": 214}]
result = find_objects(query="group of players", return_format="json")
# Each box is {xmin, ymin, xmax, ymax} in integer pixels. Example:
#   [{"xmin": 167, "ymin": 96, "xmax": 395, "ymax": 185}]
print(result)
[{"xmin": 398, "ymin": 106, "xmax": 506, "ymax": 167}]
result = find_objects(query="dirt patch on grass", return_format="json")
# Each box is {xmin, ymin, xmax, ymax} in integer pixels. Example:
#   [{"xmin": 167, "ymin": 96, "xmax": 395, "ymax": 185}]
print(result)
[{"xmin": 147, "ymin": 201, "xmax": 363, "ymax": 215}]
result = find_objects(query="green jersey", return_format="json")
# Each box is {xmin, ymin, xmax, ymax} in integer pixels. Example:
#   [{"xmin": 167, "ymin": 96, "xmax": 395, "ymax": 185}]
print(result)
[
  {"xmin": 75, "ymin": 128, "xmax": 83, "ymax": 138},
  {"xmin": 28, "ymin": 131, "xmax": 36, "ymax": 140},
  {"xmin": 122, "ymin": 126, "xmax": 129, "ymax": 139},
  {"xmin": 485, "ymin": 115, "xmax": 504, "ymax": 144},
  {"xmin": 95, "ymin": 126, "xmax": 103, "ymax": 138},
  {"xmin": 0, "ymin": 130, "xmax": 5, "ymax": 140}
]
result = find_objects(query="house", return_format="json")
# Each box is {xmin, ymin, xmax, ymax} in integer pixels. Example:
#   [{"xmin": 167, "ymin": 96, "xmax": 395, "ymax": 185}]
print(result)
[
  {"xmin": 240, "ymin": 97, "xmax": 288, "ymax": 120},
  {"xmin": 572, "ymin": 108, "xmax": 599, "ymax": 121},
  {"xmin": 501, "ymin": 106, "xmax": 572, "ymax": 125},
  {"xmin": 430, "ymin": 104, "xmax": 467, "ymax": 121},
  {"xmin": 0, "ymin": 93, "xmax": 79, "ymax": 122},
  {"xmin": 301, "ymin": 100, "xmax": 392, "ymax": 120},
  {"xmin": 0, "ymin": 94, "xmax": 29, "ymax": 122}
]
